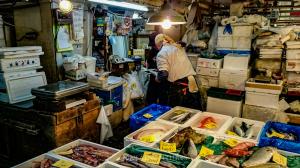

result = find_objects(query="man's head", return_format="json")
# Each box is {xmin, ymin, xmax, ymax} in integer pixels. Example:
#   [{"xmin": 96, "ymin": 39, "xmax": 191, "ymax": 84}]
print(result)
[{"xmin": 155, "ymin": 34, "xmax": 165, "ymax": 50}]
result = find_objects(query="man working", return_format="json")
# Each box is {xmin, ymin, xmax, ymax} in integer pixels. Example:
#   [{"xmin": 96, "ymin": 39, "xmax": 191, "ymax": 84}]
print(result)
[{"xmin": 155, "ymin": 34, "xmax": 201, "ymax": 109}]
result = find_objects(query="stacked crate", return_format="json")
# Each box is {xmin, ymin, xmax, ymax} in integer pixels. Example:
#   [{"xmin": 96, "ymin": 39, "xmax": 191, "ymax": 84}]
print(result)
[{"xmin": 286, "ymin": 41, "xmax": 300, "ymax": 93}]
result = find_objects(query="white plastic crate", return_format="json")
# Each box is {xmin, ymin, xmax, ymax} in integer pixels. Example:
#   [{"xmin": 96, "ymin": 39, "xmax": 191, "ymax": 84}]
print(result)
[
  {"xmin": 50, "ymin": 139, "xmax": 119, "ymax": 168},
  {"xmin": 245, "ymin": 91, "xmax": 280, "ymax": 109},
  {"xmin": 287, "ymin": 59, "xmax": 300, "ymax": 72},
  {"xmin": 124, "ymin": 121, "xmax": 178, "ymax": 147},
  {"xmin": 245, "ymin": 79, "xmax": 283, "ymax": 94},
  {"xmin": 196, "ymin": 67, "xmax": 220, "ymax": 76},
  {"xmin": 220, "ymin": 117, "xmax": 265, "ymax": 143},
  {"xmin": 196, "ymin": 75, "xmax": 219, "ymax": 88},
  {"xmin": 157, "ymin": 106, "xmax": 201, "ymax": 128},
  {"xmin": 197, "ymin": 58, "xmax": 223, "ymax": 69},
  {"xmin": 286, "ymin": 49, "xmax": 300, "ymax": 60},
  {"xmin": 12, "ymin": 153, "xmax": 84, "ymax": 168},
  {"xmin": 187, "ymin": 112, "xmax": 232, "ymax": 135},
  {"xmin": 219, "ymin": 68, "xmax": 250, "ymax": 91},
  {"xmin": 108, "ymin": 143, "xmax": 194, "ymax": 168},
  {"xmin": 223, "ymin": 54, "xmax": 250, "ymax": 70},
  {"xmin": 242, "ymin": 104, "xmax": 279, "ymax": 122},
  {"xmin": 207, "ymin": 96, "xmax": 243, "ymax": 117}
]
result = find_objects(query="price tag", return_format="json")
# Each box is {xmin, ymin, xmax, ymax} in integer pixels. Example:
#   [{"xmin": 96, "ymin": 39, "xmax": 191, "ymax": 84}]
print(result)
[
  {"xmin": 273, "ymin": 151, "xmax": 287, "ymax": 166},
  {"xmin": 141, "ymin": 152, "xmax": 162, "ymax": 165},
  {"xmin": 143, "ymin": 113, "xmax": 153, "ymax": 119},
  {"xmin": 160, "ymin": 141, "xmax": 176, "ymax": 153},
  {"xmin": 223, "ymin": 138, "xmax": 239, "ymax": 147},
  {"xmin": 204, "ymin": 123, "xmax": 217, "ymax": 129},
  {"xmin": 140, "ymin": 135, "xmax": 155, "ymax": 143},
  {"xmin": 52, "ymin": 160, "xmax": 74, "ymax": 168},
  {"xmin": 267, "ymin": 131, "xmax": 285, "ymax": 139},
  {"xmin": 226, "ymin": 130, "xmax": 238, "ymax": 136},
  {"xmin": 199, "ymin": 146, "xmax": 214, "ymax": 157}
]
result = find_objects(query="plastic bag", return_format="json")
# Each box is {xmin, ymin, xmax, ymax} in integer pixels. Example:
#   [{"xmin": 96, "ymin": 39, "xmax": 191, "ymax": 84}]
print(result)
[
  {"xmin": 123, "ymin": 71, "xmax": 144, "ymax": 99},
  {"xmin": 97, "ymin": 106, "xmax": 113, "ymax": 144},
  {"xmin": 208, "ymin": 19, "xmax": 220, "ymax": 53}
]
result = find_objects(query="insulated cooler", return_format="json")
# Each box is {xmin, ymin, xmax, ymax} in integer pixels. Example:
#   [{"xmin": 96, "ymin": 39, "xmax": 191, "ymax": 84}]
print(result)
[
  {"xmin": 219, "ymin": 68, "xmax": 250, "ymax": 91},
  {"xmin": 206, "ymin": 87, "xmax": 244, "ymax": 117}
]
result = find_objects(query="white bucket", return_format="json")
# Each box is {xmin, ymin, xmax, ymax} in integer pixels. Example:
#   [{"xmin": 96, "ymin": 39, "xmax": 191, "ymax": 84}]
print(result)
[{"xmin": 84, "ymin": 56, "xmax": 96, "ymax": 73}]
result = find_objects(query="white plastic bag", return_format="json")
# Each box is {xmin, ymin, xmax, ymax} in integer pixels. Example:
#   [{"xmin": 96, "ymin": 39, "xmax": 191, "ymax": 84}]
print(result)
[
  {"xmin": 123, "ymin": 71, "xmax": 144, "ymax": 99},
  {"xmin": 96, "ymin": 106, "xmax": 113, "ymax": 144}
]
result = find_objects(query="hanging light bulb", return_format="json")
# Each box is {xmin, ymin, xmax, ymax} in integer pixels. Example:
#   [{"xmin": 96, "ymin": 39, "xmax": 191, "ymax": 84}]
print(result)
[
  {"xmin": 59, "ymin": 0, "xmax": 73, "ymax": 13},
  {"xmin": 162, "ymin": 19, "xmax": 172, "ymax": 29}
]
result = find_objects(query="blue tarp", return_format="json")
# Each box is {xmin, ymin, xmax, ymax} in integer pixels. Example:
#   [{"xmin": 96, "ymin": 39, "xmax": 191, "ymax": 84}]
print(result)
[
  {"xmin": 259, "ymin": 121, "xmax": 300, "ymax": 154},
  {"xmin": 129, "ymin": 104, "xmax": 171, "ymax": 131}
]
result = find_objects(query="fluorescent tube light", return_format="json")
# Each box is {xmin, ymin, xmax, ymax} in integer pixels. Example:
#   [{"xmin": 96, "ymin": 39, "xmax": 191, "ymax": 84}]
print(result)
[{"xmin": 88, "ymin": 0, "xmax": 149, "ymax": 12}]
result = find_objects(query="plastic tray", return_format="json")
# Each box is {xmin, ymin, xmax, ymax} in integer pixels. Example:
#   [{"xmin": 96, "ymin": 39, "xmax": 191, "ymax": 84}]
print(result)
[
  {"xmin": 124, "ymin": 121, "xmax": 178, "ymax": 147},
  {"xmin": 129, "ymin": 104, "xmax": 171, "ymax": 131},
  {"xmin": 220, "ymin": 117, "xmax": 265, "ymax": 143},
  {"xmin": 259, "ymin": 121, "xmax": 300, "ymax": 154},
  {"xmin": 157, "ymin": 106, "xmax": 201, "ymax": 128},
  {"xmin": 50, "ymin": 139, "xmax": 119, "ymax": 168},
  {"xmin": 12, "ymin": 153, "xmax": 84, "ymax": 168},
  {"xmin": 187, "ymin": 112, "xmax": 232, "ymax": 135}
]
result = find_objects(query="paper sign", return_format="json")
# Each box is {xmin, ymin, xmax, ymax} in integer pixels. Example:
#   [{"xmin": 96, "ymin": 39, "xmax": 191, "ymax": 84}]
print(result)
[
  {"xmin": 141, "ymin": 152, "xmax": 162, "ymax": 165},
  {"xmin": 52, "ymin": 160, "xmax": 74, "ymax": 168},
  {"xmin": 226, "ymin": 130, "xmax": 239, "ymax": 136},
  {"xmin": 273, "ymin": 151, "xmax": 287, "ymax": 166},
  {"xmin": 223, "ymin": 138, "xmax": 239, "ymax": 147},
  {"xmin": 140, "ymin": 135, "xmax": 155, "ymax": 143},
  {"xmin": 204, "ymin": 123, "xmax": 217, "ymax": 129},
  {"xmin": 160, "ymin": 141, "xmax": 176, "ymax": 153},
  {"xmin": 143, "ymin": 113, "xmax": 153, "ymax": 119},
  {"xmin": 199, "ymin": 146, "xmax": 214, "ymax": 157}
]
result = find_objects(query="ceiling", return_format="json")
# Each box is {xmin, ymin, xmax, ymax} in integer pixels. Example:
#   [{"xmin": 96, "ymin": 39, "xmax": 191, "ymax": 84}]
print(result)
[{"xmin": 0, "ymin": 0, "xmax": 38, "ymax": 9}]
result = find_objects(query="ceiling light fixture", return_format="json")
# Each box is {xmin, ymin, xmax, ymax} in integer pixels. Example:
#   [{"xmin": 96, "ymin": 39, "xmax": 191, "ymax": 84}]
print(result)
[
  {"xmin": 88, "ymin": 0, "xmax": 149, "ymax": 12},
  {"xmin": 147, "ymin": 0, "xmax": 186, "ymax": 26},
  {"xmin": 59, "ymin": 0, "xmax": 73, "ymax": 13}
]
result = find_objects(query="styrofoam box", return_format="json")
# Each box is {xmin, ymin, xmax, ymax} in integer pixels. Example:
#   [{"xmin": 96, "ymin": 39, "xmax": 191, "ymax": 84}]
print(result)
[
  {"xmin": 12, "ymin": 153, "xmax": 84, "ymax": 168},
  {"xmin": 157, "ymin": 106, "xmax": 201, "ymax": 128},
  {"xmin": 223, "ymin": 54, "xmax": 250, "ymax": 70},
  {"xmin": 196, "ymin": 75, "xmax": 219, "ymax": 88},
  {"xmin": 245, "ymin": 91, "xmax": 279, "ymax": 109},
  {"xmin": 187, "ymin": 53, "xmax": 199, "ymax": 70},
  {"xmin": 287, "ymin": 59, "xmax": 300, "ymax": 72},
  {"xmin": 245, "ymin": 79, "xmax": 283, "ymax": 94},
  {"xmin": 217, "ymin": 36, "xmax": 252, "ymax": 50},
  {"xmin": 100, "ymin": 162, "xmax": 125, "ymax": 168},
  {"xmin": 218, "ymin": 25, "xmax": 253, "ymax": 37},
  {"xmin": 242, "ymin": 104, "xmax": 279, "ymax": 122},
  {"xmin": 207, "ymin": 96, "xmax": 243, "ymax": 117},
  {"xmin": 196, "ymin": 67, "xmax": 220, "ymax": 76},
  {"xmin": 220, "ymin": 117, "xmax": 265, "ymax": 143},
  {"xmin": 50, "ymin": 139, "xmax": 119, "ymax": 168},
  {"xmin": 108, "ymin": 143, "xmax": 194, "ymax": 168},
  {"xmin": 287, "ymin": 72, "xmax": 300, "ymax": 84},
  {"xmin": 124, "ymin": 120, "xmax": 178, "ymax": 147},
  {"xmin": 219, "ymin": 68, "xmax": 250, "ymax": 91},
  {"xmin": 286, "ymin": 49, "xmax": 300, "ymax": 60},
  {"xmin": 187, "ymin": 112, "xmax": 232, "ymax": 135},
  {"xmin": 197, "ymin": 58, "xmax": 223, "ymax": 69}
]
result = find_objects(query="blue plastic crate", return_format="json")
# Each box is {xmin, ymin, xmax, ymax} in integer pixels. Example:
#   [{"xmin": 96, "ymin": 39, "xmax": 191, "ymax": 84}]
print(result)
[
  {"xmin": 129, "ymin": 104, "xmax": 171, "ymax": 131},
  {"xmin": 258, "ymin": 121, "xmax": 300, "ymax": 154},
  {"xmin": 93, "ymin": 85, "xmax": 123, "ymax": 111}
]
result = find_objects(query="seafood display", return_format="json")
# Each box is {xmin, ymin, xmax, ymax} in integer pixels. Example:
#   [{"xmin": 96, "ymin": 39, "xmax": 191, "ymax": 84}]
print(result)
[
  {"xmin": 133, "ymin": 128, "xmax": 168, "ymax": 143},
  {"xmin": 228, "ymin": 122, "xmax": 254, "ymax": 139},
  {"xmin": 58, "ymin": 145, "xmax": 115, "ymax": 167},
  {"xmin": 115, "ymin": 144, "xmax": 192, "ymax": 168},
  {"xmin": 31, "ymin": 159, "xmax": 55, "ymax": 168},
  {"xmin": 266, "ymin": 128, "xmax": 297, "ymax": 141},
  {"xmin": 242, "ymin": 147, "xmax": 275, "ymax": 167},
  {"xmin": 164, "ymin": 110, "xmax": 195, "ymax": 124},
  {"xmin": 198, "ymin": 117, "xmax": 217, "ymax": 129}
]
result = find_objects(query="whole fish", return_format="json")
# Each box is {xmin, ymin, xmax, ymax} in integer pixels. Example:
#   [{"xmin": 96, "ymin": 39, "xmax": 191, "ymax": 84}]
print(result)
[
  {"xmin": 172, "ymin": 113, "xmax": 191, "ymax": 124},
  {"xmin": 199, "ymin": 117, "xmax": 217, "ymax": 129},
  {"xmin": 233, "ymin": 124, "xmax": 245, "ymax": 137},
  {"xmin": 168, "ymin": 127, "xmax": 205, "ymax": 147},
  {"xmin": 133, "ymin": 129, "xmax": 166, "ymax": 140},
  {"xmin": 224, "ymin": 149, "xmax": 253, "ymax": 157},
  {"xmin": 206, "ymin": 155, "xmax": 225, "ymax": 163},
  {"xmin": 227, "ymin": 157, "xmax": 240, "ymax": 168},
  {"xmin": 121, "ymin": 153, "xmax": 150, "ymax": 168},
  {"xmin": 179, "ymin": 139, "xmax": 198, "ymax": 158},
  {"xmin": 218, "ymin": 156, "xmax": 229, "ymax": 166},
  {"xmin": 245, "ymin": 126, "xmax": 254, "ymax": 139},
  {"xmin": 116, "ymin": 161, "xmax": 137, "ymax": 168},
  {"xmin": 169, "ymin": 113, "xmax": 188, "ymax": 121},
  {"xmin": 233, "ymin": 142, "xmax": 256, "ymax": 150},
  {"xmin": 241, "ymin": 122, "xmax": 249, "ymax": 133},
  {"xmin": 159, "ymin": 161, "xmax": 177, "ymax": 168},
  {"xmin": 247, "ymin": 163, "xmax": 287, "ymax": 168},
  {"xmin": 242, "ymin": 147, "xmax": 275, "ymax": 167}
]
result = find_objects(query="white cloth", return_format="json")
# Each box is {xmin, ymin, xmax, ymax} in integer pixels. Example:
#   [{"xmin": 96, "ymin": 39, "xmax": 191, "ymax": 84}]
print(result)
[
  {"xmin": 97, "ymin": 106, "xmax": 113, "ymax": 144},
  {"xmin": 157, "ymin": 44, "xmax": 196, "ymax": 82}
]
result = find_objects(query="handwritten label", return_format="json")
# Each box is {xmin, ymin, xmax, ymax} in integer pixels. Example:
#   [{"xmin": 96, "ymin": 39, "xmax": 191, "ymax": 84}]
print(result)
[
  {"xmin": 273, "ymin": 151, "xmax": 287, "ymax": 166},
  {"xmin": 226, "ymin": 130, "xmax": 239, "ymax": 136},
  {"xmin": 160, "ymin": 141, "xmax": 176, "ymax": 153},
  {"xmin": 141, "ymin": 152, "xmax": 162, "ymax": 165},
  {"xmin": 199, "ymin": 146, "xmax": 214, "ymax": 157},
  {"xmin": 143, "ymin": 113, "xmax": 153, "ymax": 119},
  {"xmin": 140, "ymin": 135, "xmax": 155, "ymax": 143},
  {"xmin": 52, "ymin": 160, "xmax": 74, "ymax": 168},
  {"xmin": 223, "ymin": 138, "xmax": 239, "ymax": 147},
  {"xmin": 204, "ymin": 123, "xmax": 217, "ymax": 129}
]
